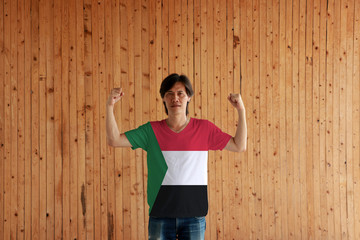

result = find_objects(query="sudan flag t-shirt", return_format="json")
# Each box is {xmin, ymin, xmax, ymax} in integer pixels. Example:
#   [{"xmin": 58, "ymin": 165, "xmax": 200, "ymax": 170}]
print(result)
[{"xmin": 125, "ymin": 118, "xmax": 231, "ymax": 218}]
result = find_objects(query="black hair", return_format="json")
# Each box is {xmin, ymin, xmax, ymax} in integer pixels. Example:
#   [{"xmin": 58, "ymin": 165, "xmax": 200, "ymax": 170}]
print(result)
[{"xmin": 160, "ymin": 73, "xmax": 194, "ymax": 115}]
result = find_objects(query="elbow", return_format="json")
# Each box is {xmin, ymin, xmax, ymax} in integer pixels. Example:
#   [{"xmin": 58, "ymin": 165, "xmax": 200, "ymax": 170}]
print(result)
[
  {"xmin": 237, "ymin": 145, "xmax": 246, "ymax": 153},
  {"xmin": 239, "ymin": 145, "xmax": 246, "ymax": 153},
  {"xmin": 107, "ymin": 138, "xmax": 116, "ymax": 147}
]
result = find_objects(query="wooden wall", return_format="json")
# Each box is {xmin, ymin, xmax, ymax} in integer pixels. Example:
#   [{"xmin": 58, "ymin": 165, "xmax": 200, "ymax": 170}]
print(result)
[{"xmin": 1, "ymin": 0, "xmax": 360, "ymax": 239}]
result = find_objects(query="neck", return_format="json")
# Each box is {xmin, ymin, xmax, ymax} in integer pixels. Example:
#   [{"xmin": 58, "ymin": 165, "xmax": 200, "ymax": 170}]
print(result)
[{"xmin": 166, "ymin": 114, "xmax": 189, "ymax": 132}]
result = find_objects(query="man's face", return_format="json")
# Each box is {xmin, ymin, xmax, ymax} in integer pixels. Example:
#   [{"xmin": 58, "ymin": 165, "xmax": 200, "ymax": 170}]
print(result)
[{"xmin": 163, "ymin": 82, "xmax": 190, "ymax": 115}]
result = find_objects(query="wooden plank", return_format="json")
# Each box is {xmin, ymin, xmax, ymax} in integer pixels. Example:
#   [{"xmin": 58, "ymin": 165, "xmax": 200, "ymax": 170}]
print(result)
[
  {"xmin": 187, "ymin": 0, "xmax": 194, "ymax": 118},
  {"xmin": 90, "ymin": 0, "xmax": 101, "ymax": 238},
  {"xmin": 226, "ymin": 0, "xmax": 234, "ymax": 238},
  {"xmin": 16, "ymin": 0, "xmax": 26, "ymax": 238},
  {"xmin": 104, "ymin": 0, "xmax": 116, "ymax": 239},
  {"xmin": 133, "ymin": 0, "xmax": 143, "ymax": 238},
  {"xmin": 247, "ymin": 0, "xmax": 257, "ymax": 237},
  {"xmin": 193, "ymin": 0, "xmax": 201, "ymax": 119},
  {"xmin": 149, "ymin": 0, "xmax": 157, "ymax": 234},
  {"xmin": 339, "ymin": 0, "xmax": 348, "ymax": 238},
  {"xmin": 311, "ymin": 0, "xmax": 321, "ymax": 238},
  {"xmin": 271, "ymin": 0, "xmax": 281, "ymax": 238},
  {"xmin": 141, "ymin": 0, "xmax": 150, "ymax": 237},
  {"xmin": 113, "ymin": 1, "xmax": 123, "ymax": 239},
  {"xmin": 125, "ymin": 0, "xmax": 138, "ymax": 238},
  {"xmin": 259, "ymin": 0, "xmax": 268, "ymax": 238},
  {"xmin": 318, "ymin": 0, "xmax": 328, "ymax": 237},
  {"xmin": 83, "ymin": 0, "xmax": 94, "ymax": 238},
  {"xmin": 279, "ymin": 0, "xmax": 289, "ymax": 238},
  {"xmin": 243, "ymin": 0, "xmax": 253, "ymax": 238},
  {"xmin": 119, "ymin": 0, "xmax": 130, "ymax": 238},
  {"xmin": 45, "ymin": 0, "xmax": 55, "ymax": 239},
  {"xmin": 239, "ymin": 0, "xmax": 247, "ymax": 237},
  {"xmin": 9, "ymin": 0, "xmax": 19, "ymax": 239},
  {"xmin": 305, "ymin": 0, "xmax": 315, "ymax": 238},
  {"xmin": 149, "ymin": 0, "xmax": 156, "ymax": 122},
  {"xmin": 265, "ymin": 0, "xmax": 275, "ymax": 238},
  {"xmin": 68, "ymin": 0, "xmax": 78, "ymax": 238},
  {"xmin": 298, "ymin": 0, "xmax": 308, "ymax": 237},
  {"xmin": 75, "ymin": 0, "xmax": 86, "ymax": 238},
  {"xmin": 155, "ymin": 0, "xmax": 163, "ymax": 119},
  {"xmin": 325, "ymin": 0, "xmax": 335, "ymax": 238},
  {"xmin": 345, "ymin": 0, "xmax": 355, "ymax": 239},
  {"xmin": 61, "ymin": 0, "xmax": 70, "ymax": 238},
  {"xmin": 97, "ymin": 0, "xmax": 108, "ymax": 239},
  {"xmin": 112, "ymin": 1, "xmax": 122, "ymax": 239},
  {"xmin": 291, "ymin": 0, "xmax": 302, "ymax": 238},
  {"xmin": 128, "ymin": 0, "xmax": 138, "ymax": 235},
  {"xmin": 214, "ymin": 0, "xmax": 224, "ymax": 237},
  {"xmin": 168, "ymin": 0, "xmax": 175, "ymax": 73},
  {"xmin": 112, "ymin": 0, "xmax": 122, "ymax": 235},
  {"xmin": 174, "ymin": 0, "xmax": 181, "ymax": 72},
  {"xmin": 251, "ymin": 0, "xmax": 263, "ymax": 238},
  {"xmin": 24, "ymin": 0, "xmax": 32, "ymax": 239},
  {"xmin": 118, "ymin": 0, "xmax": 128, "ymax": 239},
  {"xmin": 162, "ymin": 0, "xmax": 169, "ymax": 105},
  {"xmin": 128, "ymin": 0, "xmax": 140, "ymax": 236},
  {"xmin": 200, "ymin": 0, "xmax": 207, "ymax": 120},
  {"xmin": 30, "ymin": 0, "xmax": 40, "ymax": 237},
  {"xmin": 332, "ymin": 0, "xmax": 341, "ymax": 238},
  {"xmin": 0, "ymin": 0, "xmax": 4, "ymax": 237},
  {"xmin": 53, "ymin": 0, "xmax": 63, "ymax": 238},
  {"xmin": 273, "ymin": 2, "xmax": 282, "ymax": 234},
  {"xmin": 206, "ymin": 0, "xmax": 215, "ymax": 238},
  {"xmin": 219, "ymin": 0, "xmax": 229, "ymax": 237},
  {"xmin": 283, "ymin": 0, "xmax": 293, "ymax": 238},
  {"xmin": 3, "ymin": 0, "xmax": 11, "ymax": 238},
  {"xmin": 353, "ymin": 1, "xmax": 360, "ymax": 239},
  {"xmin": 38, "ymin": 0, "xmax": 47, "ymax": 238},
  {"xmin": 181, "ymin": 0, "xmax": 187, "ymax": 75},
  {"xmin": 231, "ymin": 0, "xmax": 240, "ymax": 239},
  {"xmin": 352, "ymin": 0, "xmax": 360, "ymax": 239}
]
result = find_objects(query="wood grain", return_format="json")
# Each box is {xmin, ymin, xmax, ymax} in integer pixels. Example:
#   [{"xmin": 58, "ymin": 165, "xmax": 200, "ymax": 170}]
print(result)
[{"xmin": 1, "ymin": 0, "xmax": 360, "ymax": 239}]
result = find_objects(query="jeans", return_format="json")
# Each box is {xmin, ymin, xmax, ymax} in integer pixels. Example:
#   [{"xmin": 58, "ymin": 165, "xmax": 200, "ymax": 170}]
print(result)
[{"xmin": 148, "ymin": 216, "xmax": 206, "ymax": 240}]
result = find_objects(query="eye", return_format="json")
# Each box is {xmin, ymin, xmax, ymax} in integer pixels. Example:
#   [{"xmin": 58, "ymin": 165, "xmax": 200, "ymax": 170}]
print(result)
[{"xmin": 165, "ymin": 92, "xmax": 174, "ymax": 97}]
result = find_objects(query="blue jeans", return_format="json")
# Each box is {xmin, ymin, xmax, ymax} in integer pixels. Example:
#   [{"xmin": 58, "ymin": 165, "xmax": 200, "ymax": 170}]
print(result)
[{"xmin": 148, "ymin": 216, "xmax": 206, "ymax": 240}]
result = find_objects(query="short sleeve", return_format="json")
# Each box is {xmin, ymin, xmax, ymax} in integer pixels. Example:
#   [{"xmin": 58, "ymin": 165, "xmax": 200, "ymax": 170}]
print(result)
[
  {"xmin": 124, "ymin": 122, "xmax": 151, "ymax": 151},
  {"xmin": 207, "ymin": 120, "xmax": 232, "ymax": 150}
]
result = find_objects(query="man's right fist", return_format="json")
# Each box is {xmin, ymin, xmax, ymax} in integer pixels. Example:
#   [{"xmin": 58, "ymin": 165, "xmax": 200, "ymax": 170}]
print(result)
[{"xmin": 107, "ymin": 88, "xmax": 124, "ymax": 106}]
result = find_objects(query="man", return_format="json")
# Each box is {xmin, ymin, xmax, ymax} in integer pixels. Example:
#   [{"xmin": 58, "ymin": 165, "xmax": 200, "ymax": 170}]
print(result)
[{"xmin": 106, "ymin": 73, "xmax": 247, "ymax": 240}]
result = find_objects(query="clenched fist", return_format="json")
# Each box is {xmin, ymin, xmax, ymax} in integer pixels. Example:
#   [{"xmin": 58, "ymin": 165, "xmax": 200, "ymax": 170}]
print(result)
[
  {"xmin": 107, "ymin": 88, "xmax": 124, "ymax": 106},
  {"xmin": 227, "ymin": 93, "xmax": 245, "ymax": 111}
]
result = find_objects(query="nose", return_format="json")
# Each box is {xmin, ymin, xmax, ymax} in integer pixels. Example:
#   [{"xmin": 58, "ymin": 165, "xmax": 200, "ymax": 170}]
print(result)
[{"xmin": 172, "ymin": 94, "xmax": 179, "ymax": 102}]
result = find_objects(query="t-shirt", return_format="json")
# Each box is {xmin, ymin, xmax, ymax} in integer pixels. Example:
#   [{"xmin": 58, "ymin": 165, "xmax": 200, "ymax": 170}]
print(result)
[{"xmin": 124, "ymin": 118, "xmax": 232, "ymax": 218}]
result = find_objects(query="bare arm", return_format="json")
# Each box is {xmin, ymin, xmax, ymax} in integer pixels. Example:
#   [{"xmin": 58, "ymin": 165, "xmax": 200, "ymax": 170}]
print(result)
[
  {"xmin": 224, "ymin": 93, "xmax": 247, "ymax": 152},
  {"xmin": 106, "ymin": 88, "xmax": 132, "ymax": 148}
]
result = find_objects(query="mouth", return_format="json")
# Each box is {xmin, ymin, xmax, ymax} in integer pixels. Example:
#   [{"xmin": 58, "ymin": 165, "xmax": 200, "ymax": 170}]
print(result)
[{"xmin": 171, "ymin": 105, "xmax": 181, "ymax": 108}]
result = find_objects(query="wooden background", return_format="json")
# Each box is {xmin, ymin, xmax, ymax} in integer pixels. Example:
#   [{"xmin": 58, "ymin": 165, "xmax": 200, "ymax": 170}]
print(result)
[{"xmin": 1, "ymin": 0, "xmax": 360, "ymax": 239}]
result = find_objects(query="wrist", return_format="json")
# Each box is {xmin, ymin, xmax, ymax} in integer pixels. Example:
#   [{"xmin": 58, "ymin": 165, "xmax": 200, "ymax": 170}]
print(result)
[{"xmin": 237, "ymin": 108, "xmax": 245, "ymax": 113}]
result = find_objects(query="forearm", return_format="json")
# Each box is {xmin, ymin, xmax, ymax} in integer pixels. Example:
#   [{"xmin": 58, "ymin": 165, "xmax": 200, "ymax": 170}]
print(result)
[
  {"xmin": 106, "ymin": 105, "xmax": 121, "ymax": 144},
  {"xmin": 233, "ymin": 109, "xmax": 247, "ymax": 151}
]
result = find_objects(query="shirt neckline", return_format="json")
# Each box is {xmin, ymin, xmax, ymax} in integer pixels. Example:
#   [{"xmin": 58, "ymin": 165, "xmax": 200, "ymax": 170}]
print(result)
[{"xmin": 162, "ymin": 117, "xmax": 193, "ymax": 135}]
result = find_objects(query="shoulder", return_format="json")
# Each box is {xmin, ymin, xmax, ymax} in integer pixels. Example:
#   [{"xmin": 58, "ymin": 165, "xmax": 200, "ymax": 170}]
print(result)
[
  {"xmin": 126, "ymin": 121, "xmax": 153, "ymax": 134},
  {"xmin": 191, "ymin": 118, "xmax": 217, "ymax": 128},
  {"xmin": 149, "ymin": 119, "xmax": 165, "ymax": 129},
  {"xmin": 190, "ymin": 118, "xmax": 209, "ymax": 125}
]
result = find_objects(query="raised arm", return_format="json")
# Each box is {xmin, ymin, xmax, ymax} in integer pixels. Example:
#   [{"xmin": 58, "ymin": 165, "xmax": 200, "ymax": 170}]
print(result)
[
  {"xmin": 224, "ymin": 93, "xmax": 247, "ymax": 152},
  {"xmin": 106, "ymin": 88, "xmax": 132, "ymax": 148}
]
